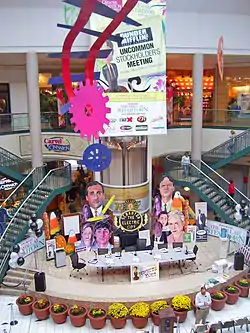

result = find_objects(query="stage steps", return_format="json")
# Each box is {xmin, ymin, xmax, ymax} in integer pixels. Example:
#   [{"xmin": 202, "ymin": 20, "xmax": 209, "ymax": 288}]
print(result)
[
  {"xmin": 165, "ymin": 156, "xmax": 250, "ymax": 229},
  {"xmin": 0, "ymin": 268, "xmax": 37, "ymax": 296},
  {"xmin": 202, "ymin": 128, "xmax": 250, "ymax": 169}
]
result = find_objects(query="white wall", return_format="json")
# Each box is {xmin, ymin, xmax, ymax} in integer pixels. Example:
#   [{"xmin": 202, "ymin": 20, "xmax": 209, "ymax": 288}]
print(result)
[
  {"xmin": 166, "ymin": 12, "xmax": 250, "ymax": 54},
  {"xmin": 0, "ymin": 7, "xmax": 90, "ymax": 53},
  {"xmin": 0, "ymin": 67, "xmax": 28, "ymax": 114}
]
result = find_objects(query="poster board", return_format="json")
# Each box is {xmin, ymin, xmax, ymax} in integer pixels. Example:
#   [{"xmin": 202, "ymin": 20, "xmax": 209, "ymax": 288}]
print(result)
[
  {"xmin": 46, "ymin": 239, "xmax": 56, "ymax": 261},
  {"xmin": 130, "ymin": 262, "xmax": 159, "ymax": 284},
  {"xmin": 62, "ymin": 213, "xmax": 81, "ymax": 236},
  {"xmin": 195, "ymin": 202, "xmax": 208, "ymax": 242}
]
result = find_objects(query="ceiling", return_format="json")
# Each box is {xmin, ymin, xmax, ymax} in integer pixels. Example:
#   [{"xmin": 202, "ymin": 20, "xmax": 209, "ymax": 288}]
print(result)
[{"xmin": 1, "ymin": 0, "xmax": 250, "ymax": 16}]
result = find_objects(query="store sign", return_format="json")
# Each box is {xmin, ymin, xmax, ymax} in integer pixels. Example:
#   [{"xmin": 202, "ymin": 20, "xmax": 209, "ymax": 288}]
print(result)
[
  {"xmin": 18, "ymin": 234, "xmax": 45, "ymax": 258},
  {"xmin": 44, "ymin": 137, "xmax": 70, "ymax": 152},
  {"xmin": 0, "ymin": 178, "xmax": 18, "ymax": 191},
  {"xmin": 207, "ymin": 220, "xmax": 247, "ymax": 246},
  {"xmin": 130, "ymin": 262, "xmax": 159, "ymax": 284},
  {"xmin": 115, "ymin": 210, "xmax": 148, "ymax": 232},
  {"xmin": 103, "ymin": 182, "xmax": 149, "ymax": 215},
  {"xmin": 102, "ymin": 92, "xmax": 166, "ymax": 137}
]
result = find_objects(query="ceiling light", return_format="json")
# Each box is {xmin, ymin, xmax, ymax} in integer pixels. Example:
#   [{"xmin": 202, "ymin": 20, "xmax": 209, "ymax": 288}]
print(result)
[{"xmin": 183, "ymin": 186, "xmax": 190, "ymax": 192}]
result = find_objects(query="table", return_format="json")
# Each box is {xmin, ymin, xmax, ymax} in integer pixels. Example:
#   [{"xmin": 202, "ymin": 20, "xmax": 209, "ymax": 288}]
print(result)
[{"xmin": 87, "ymin": 248, "xmax": 196, "ymax": 282}]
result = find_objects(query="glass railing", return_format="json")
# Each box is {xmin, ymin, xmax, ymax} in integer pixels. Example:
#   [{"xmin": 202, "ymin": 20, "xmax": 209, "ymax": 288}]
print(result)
[
  {"xmin": 202, "ymin": 128, "xmax": 250, "ymax": 162},
  {"xmin": 1, "ymin": 109, "xmax": 250, "ymax": 135},
  {"xmin": 0, "ymin": 147, "xmax": 32, "ymax": 175}
]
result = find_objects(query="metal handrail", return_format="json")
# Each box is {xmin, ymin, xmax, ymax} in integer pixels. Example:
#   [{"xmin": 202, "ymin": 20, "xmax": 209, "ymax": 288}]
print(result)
[
  {"xmin": 0, "ymin": 167, "xmax": 36, "ymax": 208},
  {"xmin": 0, "ymin": 146, "xmax": 25, "ymax": 162},
  {"xmin": 201, "ymin": 160, "xmax": 250, "ymax": 204},
  {"xmin": 0, "ymin": 161, "xmax": 71, "ymax": 243},
  {"xmin": 203, "ymin": 128, "xmax": 250, "ymax": 155},
  {"xmin": 165, "ymin": 155, "xmax": 238, "ymax": 205}
]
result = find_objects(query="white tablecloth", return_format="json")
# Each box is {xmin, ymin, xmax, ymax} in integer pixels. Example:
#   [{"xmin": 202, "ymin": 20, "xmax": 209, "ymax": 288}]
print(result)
[{"xmin": 87, "ymin": 248, "xmax": 196, "ymax": 268}]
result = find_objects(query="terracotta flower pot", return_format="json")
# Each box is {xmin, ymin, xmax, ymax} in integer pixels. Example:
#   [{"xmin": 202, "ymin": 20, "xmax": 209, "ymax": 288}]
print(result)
[
  {"xmin": 131, "ymin": 316, "xmax": 148, "ymax": 329},
  {"xmin": 173, "ymin": 310, "xmax": 188, "ymax": 323},
  {"xmin": 68, "ymin": 306, "xmax": 87, "ymax": 327},
  {"xmin": 245, "ymin": 273, "xmax": 250, "ymax": 281},
  {"xmin": 88, "ymin": 309, "xmax": 107, "ymax": 330},
  {"xmin": 16, "ymin": 295, "xmax": 35, "ymax": 316},
  {"xmin": 150, "ymin": 312, "xmax": 160, "ymax": 326},
  {"xmin": 224, "ymin": 286, "xmax": 240, "ymax": 305},
  {"xmin": 235, "ymin": 281, "xmax": 250, "ymax": 298},
  {"xmin": 32, "ymin": 301, "xmax": 50, "ymax": 320},
  {"xmin": 110, "ymin": 316, "xmax": 127, "ymax": 329},
  {"xmin": 50, "ymin": 305, "xmax": 68, "ymax": 324},
  {"xmin": 211, "ymin": 292, "xmax": 227, "ymax": 311}
]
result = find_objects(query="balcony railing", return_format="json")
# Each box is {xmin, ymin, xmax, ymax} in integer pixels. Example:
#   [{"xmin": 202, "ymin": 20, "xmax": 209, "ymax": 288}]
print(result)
[{"xmin": 1, "ymin": 109, "xmax": 250, "ymax": 135}]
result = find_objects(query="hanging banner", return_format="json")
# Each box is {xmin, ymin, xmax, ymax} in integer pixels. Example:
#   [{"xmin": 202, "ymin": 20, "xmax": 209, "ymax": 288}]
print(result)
[
  {"xmin": 195, "ymin": 202, "xmax": 208, "ymax": 242},
  {"xmin": 217, "ymin": 36, "xmax": 224, "ymax": 81},
  {"xmin": 90, "ymin": 0, "xmax": 167, "ymax": 136},
  {"xmin": 18, "ymin": 234, "xmax": 46, "ymax": 258}
]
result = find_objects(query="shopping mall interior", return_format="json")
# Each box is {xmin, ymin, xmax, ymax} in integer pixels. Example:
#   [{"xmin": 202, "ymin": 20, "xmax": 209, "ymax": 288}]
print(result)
[{"xmin": 0, "ymin": 0, "xmax": 250, "ymax": 332}]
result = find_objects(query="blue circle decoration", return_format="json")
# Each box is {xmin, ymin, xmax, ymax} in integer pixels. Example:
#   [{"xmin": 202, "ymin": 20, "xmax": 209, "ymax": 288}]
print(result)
[{"xmin": 83, "ymin": 143, "xmax": 111, "ymax": 172}]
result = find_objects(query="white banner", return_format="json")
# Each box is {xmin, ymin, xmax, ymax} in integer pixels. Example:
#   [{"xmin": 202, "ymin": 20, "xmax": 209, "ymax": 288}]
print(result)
[
  {"xmin": 130, "ymin": 262, "xmax": 159, "ymax": 283},
  {"xmin": 18, "ymin": 234, "xmax": 45, "ymax": 258},
  {"xmin": 102, "ymin": 92, "xmax": 166, "ymax": 137},
  {"xmin": 207, "ymin": 220, "xmax": 247, "ymax": 246}
]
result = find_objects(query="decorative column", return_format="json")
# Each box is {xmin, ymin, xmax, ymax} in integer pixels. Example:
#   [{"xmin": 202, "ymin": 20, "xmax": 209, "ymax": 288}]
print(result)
[
  {"xmin": 26, "ymin": 52, "xmax": 43, "ymax": 168},
  {"xmin": 191, "ymin": 53, "xmax": 204, "ymax": 161}
]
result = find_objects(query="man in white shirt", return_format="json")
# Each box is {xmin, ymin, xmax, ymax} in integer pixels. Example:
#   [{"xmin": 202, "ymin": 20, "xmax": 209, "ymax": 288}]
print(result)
[
  {"xmin": 195, "ymin": 285, "xmax": 212, "ymax": 325},
  {"xmin": 181, "ymin": 152, "xmax": 190, "ymax": 179}
]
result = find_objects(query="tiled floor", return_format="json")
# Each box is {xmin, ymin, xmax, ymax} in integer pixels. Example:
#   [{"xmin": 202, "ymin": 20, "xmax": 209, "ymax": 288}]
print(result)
[
  {"xmin": 0, "ymin": 295, "xmax": 249, "ymax": 333},
  {"xmin": 25, "ymin": 237, "xmax": 241, "ymax": 302}
]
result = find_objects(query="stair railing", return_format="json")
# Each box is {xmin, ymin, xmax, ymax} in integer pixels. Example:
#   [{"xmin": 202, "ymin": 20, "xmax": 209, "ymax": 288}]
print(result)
[
  {"xmin": 201, "ymin": 160, "xmax": 250, "ymax": 206},
  {"xmin": 165, "ymin": 155, "xmax": 238, "ymax": 206},
  {"xmin": 0, "ymin": 162, "xmax": 71, "ymax": 279}
]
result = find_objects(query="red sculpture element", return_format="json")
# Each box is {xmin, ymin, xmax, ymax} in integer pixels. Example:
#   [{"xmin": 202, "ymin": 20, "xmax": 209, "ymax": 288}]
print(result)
[
  {"xmin": 85, "ymin": 0, "xmax": 139, "ymax": 84},
  {"xmin": 62, "ymin": 0, "xmax": 99, "ymax": 100}
]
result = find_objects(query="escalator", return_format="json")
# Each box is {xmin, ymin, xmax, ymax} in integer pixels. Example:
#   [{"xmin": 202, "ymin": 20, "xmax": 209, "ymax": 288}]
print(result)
[
  {"xmin": 0, "ymin": 161, "xmax": 72, "ymax": 282},
  {"xmin": 202, "ymin": 129, "xmax": 250, "ymax": 169},
  {"xmin": 164, "ymin": 155, "xmax": 250, "ymax": 230},
  {"xmin": 0, "ymin": 147, "xmax": 31, "ymax": 182}
]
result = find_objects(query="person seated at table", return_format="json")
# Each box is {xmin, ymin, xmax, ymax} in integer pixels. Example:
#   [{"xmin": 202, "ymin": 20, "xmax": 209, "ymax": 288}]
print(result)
[
  {"xmin": 92, "ymin": 218, "xmax": 113, "ymax": 250},
  {"xmin": 167, "ymin": 210, "xmax": 185, "ymax": 243}
]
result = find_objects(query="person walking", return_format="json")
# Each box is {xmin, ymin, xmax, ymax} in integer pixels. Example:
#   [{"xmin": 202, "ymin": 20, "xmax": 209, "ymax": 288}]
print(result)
[
  {"xmin": 181, "ymin": 152, "xmax": 190, "ymax": 179},
  {"xmin": 228, "ymin": 179, "xmax": 235, "ymax": 198},
  {"xmin": 0, "ymin": 202, "xmax": 12, "ymax": 236},
  {"xmin": 195, "ymin": 285, "xmax": 211, "ymax": 325}
]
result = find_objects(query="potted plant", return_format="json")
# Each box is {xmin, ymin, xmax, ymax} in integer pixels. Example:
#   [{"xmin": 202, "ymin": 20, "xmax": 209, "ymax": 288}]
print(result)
[
  {"xmin": 68, "ymin": 304, "xmax": 87, "ymax": 327},
  {"xmin": 50, "ymin": 303, "xmax": 68, "ymax": 324},
  {"xmin": 88, "ymin": 308, "xmax": 107, "ymax": 329},
  {"xmin": 235, "ymin": 278, "xmax": 250, "ymax": 297},
  {"xmin": 16, "ymin": 294, "xmax": 35, "ymax": 316},
  {"xmin": 171, "ymin": 295, "xmax": 191, "ymax": 323},
  {"xmin": 108, "ymin": 303, "xmax": 129, "ymax": 329},
  {"xmin": 32, "ymin": 298, "xmax": 50, "ymax": 320},
  {"xmin": 210, "ymin": 291, "xmax": 227, "ymax": 311},
  {"xmin": 223, "ymin": 285, "xmax": 240, "ymax": 304},
  {"xmin": 150, "ymin": 300, "xmax": 169, "ymax": 326},
  {"xmin": 129, "ymin": 302, "xmax": 150, "ymax": 329}
]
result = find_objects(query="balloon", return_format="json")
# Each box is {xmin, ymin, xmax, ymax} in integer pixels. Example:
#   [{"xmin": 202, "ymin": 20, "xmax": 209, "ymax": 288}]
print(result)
[
  {"xmin": 10, "ymin": 252, "xmax": 19, "ymax": 261},
  {"xmin": 17, "ymin": 257, "xmax": 25, "ymax": 266},
  {"xmin": 30, "ymin": 221, "xmax": 38, "ymax": 231},
  {"xmin": 35, "ymin": 228, "xmax": 43, "ymax": 238},
  {"xmin": 28, "ymin": 219, "xmax": 33, "ymax": 226},
  {"xmin": 12, "ymin": 244, "xmax": 20, "ymax": 253},
  {"xmin": 9, "ymin": 260, "xmax": 18, "ymax": 269},
  {"xmin": 31, "ymin": 213, "xmax": 37, "ymax": 222},
  {"xmin": 36, "ymin": 219, "xmax": 44, "ymax": 229}
]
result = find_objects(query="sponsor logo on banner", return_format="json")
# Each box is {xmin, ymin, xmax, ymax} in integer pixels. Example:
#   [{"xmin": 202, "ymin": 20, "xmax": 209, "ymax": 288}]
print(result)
[
  {"xmin": 136, "ymin": 125, "xmax": 148, "ymax": 131},
  {"xmin": 44, "ymin": 137, "xmax": 70, "ymax": 152},
  {"xmin": 0, "ymin": 178, "xmax": 18, "ymax": 191},
  {"xmin": 137, "ymin": 116, "xmax": 147, "ymax": 123},
  {"xmin": 120, "ymin": 125, "xmax": 132, "ymax": 131},
  {"xmin": 115, "ymin": 210, "xmax": 148, "ymax": 232},
  {"xmin": 119, "ymin": 117, "xmax": 133, "ymax": 122}
]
